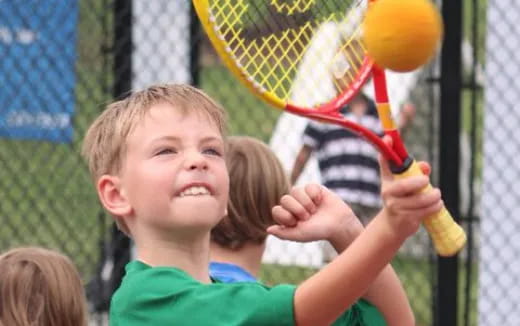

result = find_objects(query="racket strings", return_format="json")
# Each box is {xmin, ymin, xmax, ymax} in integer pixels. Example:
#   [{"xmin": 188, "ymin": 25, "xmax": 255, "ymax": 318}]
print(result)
[
  {"xmin": 332, "ymin": 39, "xmax": 366, "ymax": 91},
  {"xmin": 260, "ymin": 28, "xmax": 312, "ymax": 95},
  {"xmin": 208, "ymin": 0, "xmax": 367, "ymax": 107},
  {"xmin": 270, "ymin": 0, "xmax": 316, "ymax": 15},
  {"xmin": 330, "ymin": 0, "xmax": 368, "ymax": 95}
]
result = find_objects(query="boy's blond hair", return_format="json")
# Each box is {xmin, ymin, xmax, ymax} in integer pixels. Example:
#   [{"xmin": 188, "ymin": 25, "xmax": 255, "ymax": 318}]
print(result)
[
  {"xmin": 211, "ymin": 136, "xmax": 290, "ymax": 250},
  {"xmin": 0, "ymin": 247, "xmax": 87, "ymax": 326},
  {"xmin": 82, "ymin": 84, "xmax": 227, "ymax": 235}
]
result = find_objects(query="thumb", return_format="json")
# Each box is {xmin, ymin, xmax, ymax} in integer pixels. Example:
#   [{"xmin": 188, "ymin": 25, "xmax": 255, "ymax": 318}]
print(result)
[
  {"xmin": 267, "ymin": 225, "xmax": 301, "ymax": 241},
  {"xmin": 379, "ymin": 136, "xmax": 394, "ymax": 181}
]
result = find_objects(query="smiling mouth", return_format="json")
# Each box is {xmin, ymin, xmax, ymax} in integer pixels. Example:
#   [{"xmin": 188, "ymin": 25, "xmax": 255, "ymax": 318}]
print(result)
[{"xmin": 179, "ymin": 186, "xmax": 211, "ymax": 197}]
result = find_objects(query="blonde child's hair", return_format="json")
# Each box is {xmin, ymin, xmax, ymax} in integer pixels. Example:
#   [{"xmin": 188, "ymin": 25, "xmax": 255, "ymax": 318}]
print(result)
[
  {"xmin": 82, "ymin": 84, "xmax": 227, "ymax": 235},
  {"xmin": 211, "ymin": 136, "xmax": 290, "ymax": 249},
  {"xmin": 0, "ymin": 247, "xmax": 88, "ymax": 326}
]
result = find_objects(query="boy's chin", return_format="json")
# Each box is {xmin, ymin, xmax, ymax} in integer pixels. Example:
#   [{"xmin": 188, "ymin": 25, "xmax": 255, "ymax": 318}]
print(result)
[{"xmin": 172, "ymin": 199, "xmax": 225, "ymax": 227}]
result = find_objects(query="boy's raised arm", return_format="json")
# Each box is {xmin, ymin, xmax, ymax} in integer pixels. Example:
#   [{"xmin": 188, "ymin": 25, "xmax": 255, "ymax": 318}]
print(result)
[
  {"xmin": 362, "ymin": 264, "xmax": 415, "ymax": 325},
  {"xmin": 272, "ymin": 156, "xmax": 442, "ymax": 326},
  {"xmin": 359, "ymin": 160, "xmax": 433, "ymax": 326},
  {"xmin": 293, "ymin": 215, "xmax": 406, "ymax": 326}
]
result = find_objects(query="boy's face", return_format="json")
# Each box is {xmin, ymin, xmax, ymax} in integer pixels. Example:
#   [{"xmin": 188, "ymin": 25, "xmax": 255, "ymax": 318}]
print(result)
[{"xmin": 118, "ymin": 103, "xmax": 229, "ymax": 237}]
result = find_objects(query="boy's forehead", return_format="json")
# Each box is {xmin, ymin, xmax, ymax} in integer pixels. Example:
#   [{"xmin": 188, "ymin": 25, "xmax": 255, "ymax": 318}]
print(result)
[
  {"xmin": 147, "ymin": 102, "xmax": 220, "ymax": 127},
  {"xmin": 128, "ymin": 103, "xmax": 223, "ymax": 140}
]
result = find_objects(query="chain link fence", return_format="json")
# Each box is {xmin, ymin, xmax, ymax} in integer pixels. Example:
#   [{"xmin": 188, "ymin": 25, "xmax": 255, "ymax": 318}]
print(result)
[
  {"xmin": 2, "ymin": 1, "xmax": 517, "ymax": 326},
  {"xmin": 0, "ymin": 0, "xmax": 112, "ymax": 289},
  {"xmin": 477, "ymin": 0, "xmax": 520, "ymax": 325}
]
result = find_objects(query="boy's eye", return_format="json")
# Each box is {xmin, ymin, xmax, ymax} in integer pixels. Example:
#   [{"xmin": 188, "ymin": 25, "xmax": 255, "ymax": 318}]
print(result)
[
  {"xmin": 156, "ymin": 148, "xmax": 177, "ymax": 155},
  {"xmin": 203, "ymin": 147, "xmax": 222, "ymax": 156}
]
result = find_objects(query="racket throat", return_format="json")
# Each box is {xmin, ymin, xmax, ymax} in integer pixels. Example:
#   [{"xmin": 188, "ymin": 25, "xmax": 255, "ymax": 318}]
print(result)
[{"xmin": 390, "ymin": 156, "xmax": 414, "ymax": 174}]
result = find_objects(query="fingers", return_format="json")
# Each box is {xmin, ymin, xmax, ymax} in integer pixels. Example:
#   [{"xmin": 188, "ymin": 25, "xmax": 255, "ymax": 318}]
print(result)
[
  {"xmin": 385, "ymin": 187, "xmax": 442, "ymax": 211},
  {"xmin": 304, "ymin": 184, "xmax": 322, "ymax": 207},
  {"xmin": 382, "ymin": 175, "xmax": 430, "ymax": 199},
  {"xmin": 419, "ymin": 198, "xmax": 444, "ymax": 217},
  {"xmin": 413, "ymin": 188, "xmax": 442, "ymax": 209},
  {"xmin": 271, "ymin": 184, "xmax": 322, "ymax": 227},
  {"xmin": 272, "ymin": 204, "xmax": 298, "ymax": 227},
  {"xmin": 417, "ymin": 161, "xmax": 431, "ymax": 176},
  {"xmin": 396, "ymin": 197, "xmax": 444, "ymax": 221},
  {"xmin": 288, "ymin": 185, "xmax": 319, "ymax": 216},
  {"xmin": 272, "ymin": 184, "xmax": 323, "ymax": 227}
]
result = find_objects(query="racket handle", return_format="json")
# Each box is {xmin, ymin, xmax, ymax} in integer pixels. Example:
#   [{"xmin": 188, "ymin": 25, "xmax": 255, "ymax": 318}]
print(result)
[{"xmin": 394, "ymin": 160, "xmax": 467, "ymax": 256}]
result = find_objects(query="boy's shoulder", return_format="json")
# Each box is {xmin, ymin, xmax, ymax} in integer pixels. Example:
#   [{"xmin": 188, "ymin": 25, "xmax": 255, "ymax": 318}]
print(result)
[
  {"xmin": 112, "ymin": 260, "xmax": 197, "ymax": 300},
  {"xmin": 110, "ymin": 261, "xmax": 297, "ymax": 326}
]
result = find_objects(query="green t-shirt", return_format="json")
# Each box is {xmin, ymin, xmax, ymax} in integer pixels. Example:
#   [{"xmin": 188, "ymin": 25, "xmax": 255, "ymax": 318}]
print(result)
[
  {"xmin": 333, "ymin": 299, "xmax": 386, "ymax": 326},
  {"xmin": 110, "ymin": 261, "xmax": 386, "ymax": 325}
]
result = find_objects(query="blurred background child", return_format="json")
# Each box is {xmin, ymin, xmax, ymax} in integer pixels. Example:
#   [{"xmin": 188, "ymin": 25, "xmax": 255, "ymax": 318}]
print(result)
[{"xmin": 0, "ymin": 247, "xmax": 88, "ymax": 326}]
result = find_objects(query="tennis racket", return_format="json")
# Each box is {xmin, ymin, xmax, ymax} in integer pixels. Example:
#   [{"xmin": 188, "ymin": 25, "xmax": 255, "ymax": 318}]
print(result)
[{"xmin": 193, "ymin": 0, "xmax": 466, "ymax": 256}]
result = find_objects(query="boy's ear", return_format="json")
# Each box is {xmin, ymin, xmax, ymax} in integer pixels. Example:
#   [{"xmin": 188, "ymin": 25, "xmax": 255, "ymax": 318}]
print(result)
[{"xmin": 97, "ymin": 175, "xmax": 132, "ymax": 217}]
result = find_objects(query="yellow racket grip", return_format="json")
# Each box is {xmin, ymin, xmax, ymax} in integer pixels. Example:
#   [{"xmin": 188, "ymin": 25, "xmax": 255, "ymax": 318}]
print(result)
[{"xmin": 394, "ymin": 160, "xmax": 467, "ymax": 256}]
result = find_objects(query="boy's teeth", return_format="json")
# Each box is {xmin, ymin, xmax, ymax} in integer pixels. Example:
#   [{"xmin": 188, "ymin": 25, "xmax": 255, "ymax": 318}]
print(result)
[{"xmin": 180, "ymin": 186, "xmax": 210, "ymax": 197}]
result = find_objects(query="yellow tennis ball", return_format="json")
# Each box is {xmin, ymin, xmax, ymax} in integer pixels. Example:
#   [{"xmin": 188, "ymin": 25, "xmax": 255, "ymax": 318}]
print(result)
[{"xmin": 363, "ymin": 0, "xmax": 443, "ymax": 72}]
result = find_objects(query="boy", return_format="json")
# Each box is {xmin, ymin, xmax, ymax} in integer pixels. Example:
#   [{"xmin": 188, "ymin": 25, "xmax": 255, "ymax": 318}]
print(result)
[{"xmin": 82, "ymin": 84, "xmax": 442, "ymax": 325}]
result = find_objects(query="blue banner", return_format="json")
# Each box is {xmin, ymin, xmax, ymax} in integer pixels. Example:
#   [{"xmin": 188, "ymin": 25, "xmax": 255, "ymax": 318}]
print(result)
[{"xmin": 0, "ymin": 0, "xmax": 78, "ymax": 143}]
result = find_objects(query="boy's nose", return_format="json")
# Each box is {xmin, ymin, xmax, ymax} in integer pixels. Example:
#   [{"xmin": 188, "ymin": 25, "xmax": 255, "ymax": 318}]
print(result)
[{"xmin": 185, "ymin": 151, "xmax": 208, "ymax": 170}]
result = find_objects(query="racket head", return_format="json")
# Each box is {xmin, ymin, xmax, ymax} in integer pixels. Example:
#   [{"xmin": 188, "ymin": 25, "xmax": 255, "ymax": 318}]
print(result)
[
  {"xmin": 194, "ymin": 0, "xmax": 373, "ymax": 114},
  {"xmin": 195, "ymin": 0, "xmax": 404, "ymax": 166}
]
